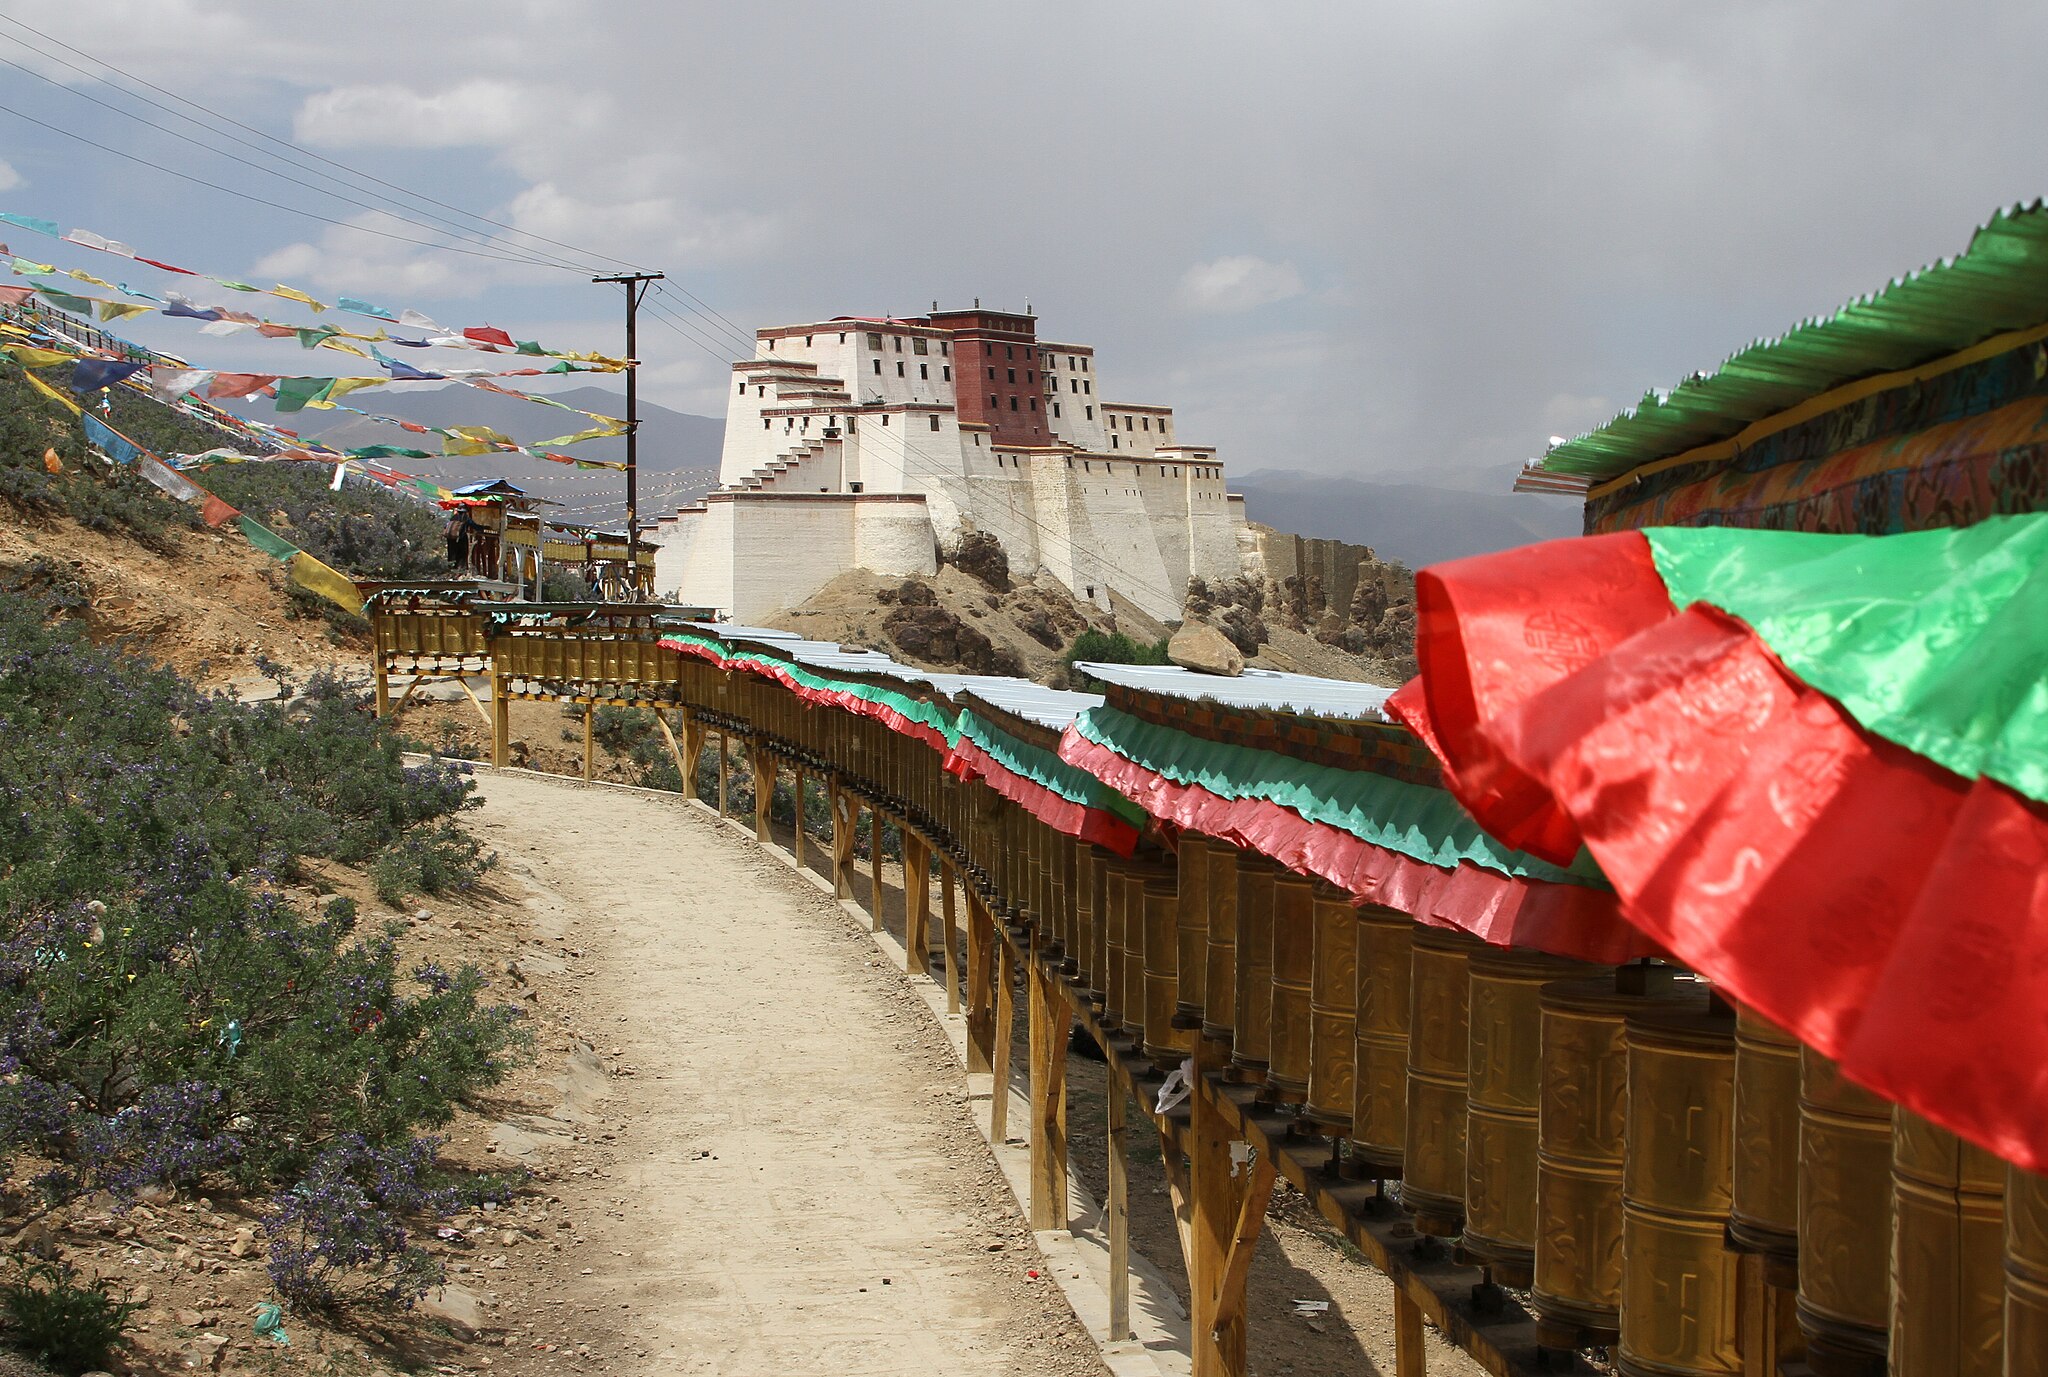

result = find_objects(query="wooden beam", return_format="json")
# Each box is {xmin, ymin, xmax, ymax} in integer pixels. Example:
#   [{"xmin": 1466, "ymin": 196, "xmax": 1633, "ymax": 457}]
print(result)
[
  {"xmin": 830, "ymin": 784, "xmax": 857, "ymax": 899},
  {"xmin": 941, "ymin": 863, "xmax": 960, "ymax": 1015},
  {"xmin": 904, "ymin": 834, "xmax": 931, "ymax": 975},
  {"xmin": 966, "ymin": 893, "xmax": 994, "ymax": 1075},
  {"xmin": 717, "ymin": 731, "xmax": 729, "ymax": 815},
  {"xmin": 455, "ymin": 675, "xmax": 494, "ymax": 735},
  {"xmin": 992, "ymin": 938, "xmax": 1017, "ymax": 1144},
  {"xmin": 1206, "ymin": 1151, "xmax": 1278, "ymax": 1337},
  {"xmin": 1159, "ymin": 1127, "xmax": 1196, "ymax": 1284},
  {"xmin": 1192, "ymin": 1035, "xmax": 1257, "ymax": 1377},
  {"xmin": 792, "ymin": 760, "xmax": 807, "ymax": 871},
  {"xmin": 373, "ymin": 652, "xmax": 392, "ymax": 718},
  {"xmin": 1028, "ymin": 961, "xmax": 1070, "ymax": 1231},
  {"xmin": 868, "ymin": 807, "xmax": 885, "ymax": 933},
  {"xmin": 1394, "ymin": 1285, "xmax": 1427, "ymax": 1377},
  {"xmin": 581, "ymin": 704, "xmax": 594, "ymax": 781},
  {"xmin": 490, "ymin": 657, "xmax": 510, "ymax": 769},
  {"xmin": 654, "ymin": 708, "xmax": 690, "ymax": 791},
  {"xmin": 1108, "ymin": 1077, "xmax": 1131, "ymax": 1342},
  {"xmin": 388, "ymin": 672, "xmax": 425, "ymax": 720},
  {"xmin": 751, "ymin": 743, "xmax": 773, "ymax": 843}
]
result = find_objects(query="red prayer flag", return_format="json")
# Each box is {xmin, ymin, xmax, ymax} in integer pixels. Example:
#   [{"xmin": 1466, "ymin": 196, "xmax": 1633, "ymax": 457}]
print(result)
[
  {"xmin": 200, "ymin": 493, "xmax": 240, "ymax": 527},
  {"xmin": 462, "ymin": 326, "xmax": 515, "ymax": 348}
]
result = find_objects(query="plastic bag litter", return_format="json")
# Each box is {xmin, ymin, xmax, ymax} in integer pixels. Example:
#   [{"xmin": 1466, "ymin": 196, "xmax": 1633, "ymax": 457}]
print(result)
[
  {"xmin": 253, "ymin": 1302, "xmax": 290, "ymax": 1345},
  {"xmin": 1155, "ymin": 1058, "xmax": 1195, "ymax": 1115}
]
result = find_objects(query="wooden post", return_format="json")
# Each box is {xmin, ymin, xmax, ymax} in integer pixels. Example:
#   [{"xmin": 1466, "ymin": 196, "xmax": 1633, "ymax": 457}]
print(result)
[
  {"xmin": 1394, "ymin": 1286, "xmax": 1427, "ymax": 1377},
  {"xmin": 581, "ymin": 703, "xmax": 594, "ymax": 781},
  {"xmin": 654, "ymin": 708, "xmax": 690, "ymax": 789},
  {"xmin": 830, "ymin": 784, "xmax": 857, "ymax": 900},
  {"xmin": 752, "ymin": 743, "xmax": 773, "ymax": 843},
  {"xmin": 717, "ymin": 731, "xmax": 730, "ymax": 815},
  {"xmin": 992, "ymin": 938, "xmax": 1017, "ymax": 1144},
  {"xmin": 904, "ymin": 834, "xmax": 931, "ymax": 975},
  {"xmin": 1108, "ymin": 1078, "xmax": 1131, "ymax": 1342},
  {"xmin": 967, "ymin": 894, "xmax": 995, "ymax": 1075},
  {"xmin": 792, "ymin": 761, "xmax": 808, "ymax": 871},
  {"xmin": 373, "ymin": 649, "xmax": 392, "ymax": 718},
  {"xmin": 869, "ymin": 808, "xmax": 886, "ymax": 933},
  {"xmin": 455, "ymin": 676, "xmax": 494, "ymax": 735},
  {"xmin": 941, "ymin": 863, "xmax": 960, "ymax": 1015},
  {"xmin": 1028, "ymin": 962, "xmax": 1070, "ymax": 1232},
  {"xmin": 1193, "ymin": 1035, "xmax": 1270, "ymax": 1377},
  {"xmin": 490, "ymin": 654, "xmax": 510, "ymax": 768}
]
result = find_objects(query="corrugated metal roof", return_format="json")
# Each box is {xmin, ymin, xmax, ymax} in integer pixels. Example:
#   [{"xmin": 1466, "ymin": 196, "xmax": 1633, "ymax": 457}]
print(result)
[
  {"xmin": 1072, "ymin": 663, "xmax": 1395, "ymax": 721},
  {"xmin": 1523, "ymin": 200, "xmax": 2048, "ymax": 490},
  {"xmin": 954, "ymin": 680, "xmax": 1104, "ymax": 732}
]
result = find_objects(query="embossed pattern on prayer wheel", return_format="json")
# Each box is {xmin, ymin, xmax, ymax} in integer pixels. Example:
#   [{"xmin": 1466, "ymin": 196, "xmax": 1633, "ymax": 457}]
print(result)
[
  {"xmin": 1101, "ymin": 863, "xmax": 1131, "ymax": 1032},
  {"xmin": 1888, "ymin": 1109, "xmax": 2004, "ymax": 1377},
  {"xmin": 1402, "ymin": 925, "xmax": 1482, "ymax": 1237},
  {"xmin": 1729, "ymin": 1002, "xmax": 1801, "ymax": 1278},
  {"xmin": 1302, "ymin": 891, "xmax": 1358, "ymax": 1134},
  {"xmin": 1077, "ymin": 844, "xmax": 1103, "ymax": 1002},
  {"xmin": 1618, "ymin": 997, "xmax": 1740, "ymax": 1377},
  {"xmin": 1230, "ymin": 859, "xmax": 1275, "ymax": 1081},
  {"xmin": 1532, "ymin": 972, "xmax": 1684, "ymax": 1349},
  {"xmin": 2006, "ymin": 1164, "xmax": 2048, "ymax": 1377},
  {"xmin": 1264, "ymin": 874, "xmax": 1317, "ymax": 1102},
  {"xmin": 1349, "ymin": 905, "xmax": 1412, "ymax": 1176},
  {"xmin": 1120, "ymin": 872, "xmax": 1149, "ymax": 1046},
  {"xmin": 1201, "ymin": 845, "xmax": 1239, "ymax": 1045},
  {"xmin": 1796, "ymin": 1049, "xmax": 1893, "ymax": 1377},
  {"xmin": 1464, "ymin": 950, "xmax": 1604, "ymax": 1288},
  {"xmin": 1142, "ymin": 877, "xmax": 1194, "ymax": 1067},
  {"xmin": 1173, "ymin": 837, "xmax": 1209, "ymax": 1027}
]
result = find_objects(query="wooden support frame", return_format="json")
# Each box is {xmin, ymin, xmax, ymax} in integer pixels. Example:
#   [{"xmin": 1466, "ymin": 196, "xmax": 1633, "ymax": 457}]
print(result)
[
  {"xmin": 830, "ymin": 784, "xmax": 858, "ymax": 900},
  {"xmin": 654, "ymin": 708, "xmax": 691, "ymax": 792},
  {"xmin": 750, "ymin": 742, "xmax": 773, "ymax": 843},
  {"xmin": 490, "ymin": 657, "xmax": 511, "ymax": 768},
  {"xmin": 581, "ymin": 703, "xmax": 595, "ymax": 781},
  {"xmin": 904, "ymin": 834, "xmax": 931, "ymax": 975},
  {"xmin": 941, "ymin": 863, "xmax": 960, "ymax": 1015},
  {"xmin": 1108, "ymin": 1077, "xmax": 1132, "ymax": 1342},
  {"xmin": 967, "ymin": 893, "xmax": 995, "ymax": 1075},
  {"xmin": 868, "ymin": 807, "xmax": 886, "ymax": 933},
  {"xmin": 717, "ymin": 731, "xmax": 730, "ymax": 816},
  {"xmin": 992, "ymin": 938, "xmax": 1017, "ymax": 1144},
  {"xmin": 792, "ymin": 760, "xmax": 808, "ymax": 870},
  {"xmin": 1028, "ymin": 961, "xmax": 1070, "ymax": 1232}
]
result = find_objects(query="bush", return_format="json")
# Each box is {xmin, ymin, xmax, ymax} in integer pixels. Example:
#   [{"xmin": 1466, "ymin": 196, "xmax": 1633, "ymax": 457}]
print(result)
[
  {"xmin": 0, "ymin": 597, "xmax": 527, "ymax": 1309},
  {"xmin": 1065, "ymin": 628, "xmax": 1172, "ymax": 668},
  {"xmin": 0, "ymin": 363, "xmax": 198, "ymax": 553},
  {"xmin": 202, "ymin": 461, "xmax": 453, "ymax": 582},
  {"xmin": 370, "ymin": 821, "xmax": 494, "ymax": 907},
  {"xmin": 0, "ymin": 1259, "xmax": 141, "ymax": 1375}
]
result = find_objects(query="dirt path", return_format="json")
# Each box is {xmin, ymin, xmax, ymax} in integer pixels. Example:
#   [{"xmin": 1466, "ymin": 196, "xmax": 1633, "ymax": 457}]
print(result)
[{"xmin": 462, "ymin": 769, "xmax": 1108, "ymax": 1377}]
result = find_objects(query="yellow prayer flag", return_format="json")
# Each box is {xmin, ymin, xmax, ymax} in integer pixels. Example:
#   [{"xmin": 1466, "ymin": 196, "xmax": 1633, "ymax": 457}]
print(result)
[
  {"xmin": 288, "ymin": 550, "xmax": 363, "ymax": 614},
  {"xmin": 533, "ymin": 421, "xmax": 628, "ymax": 447},
  {"xmin": 4, "ymin": 343, "xmax": 78, "ymax": 369},
  {"xmin": 316, "ymin": 338, "xmax": 373, "ymax": 359},
  {"xmin": 442, "ymin": 425, "xmax": 513, "ymax": 456},
  {"xmin": 95, "ymin": 300, "xmax": 153, "ymax": 323},
  {"xmin": 21, "ymin": 369, "xmax": 82, "ymax": 415},
  {"xmin": 66, "ymin": 269, "xmax": 115, "ymax": 289},
  {"xmin": 271, "ymin": 284, "xmax": 328, "ymax": 312},
  {"xmin": 321, "ymin": 376, "xmax": 387, "ymax": 400}
]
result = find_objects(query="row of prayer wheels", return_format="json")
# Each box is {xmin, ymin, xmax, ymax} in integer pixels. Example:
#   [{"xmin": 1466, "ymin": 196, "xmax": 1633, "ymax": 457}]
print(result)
[
  {"xmin": 964, "ymin": 815, "xmax": 2048, "ymax": 1377},
  {"xmin": 712, "ymin": 667, "xmax": 2048, "ymax": 1377}
]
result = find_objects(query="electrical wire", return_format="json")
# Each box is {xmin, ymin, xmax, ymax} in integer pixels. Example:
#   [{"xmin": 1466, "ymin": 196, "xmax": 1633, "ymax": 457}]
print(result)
[{"xmin": 0, "ymin": 12, "xmax": 643, "ymax": 275}]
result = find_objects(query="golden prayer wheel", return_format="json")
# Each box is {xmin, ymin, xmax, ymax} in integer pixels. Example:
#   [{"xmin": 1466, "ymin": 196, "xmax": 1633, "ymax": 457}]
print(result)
[
  {"xmin": 1796, "ymin": 1049, "xmax": 1893, "ymax": 1377},
  {"xmin": 1231, "ymin": 858, "xmax": 1276, "ymax": 1082},
  {"xmin": 1618, "ymin": 995, "xmax": 1740, "ymax": 1377},
  {"xmin": 1302, "ymin": 889, "xmax": 1358, "ymax": 1134},
  {"xmin": 1264, "ymin": 874, "xmax": 1317, "ymax": 1103},
  {"xmin": 1141, "ymin": 876, "xmax": 1194, "ymax": 1067},
  {"xmin": 1100, "ymin": 860, "xmax": 1130, "ymax": 1032},
  {"xmin": 1349, "ymin": 904, "xmax": 1412, "ymax": 1177},
  {"xmin": 1173, "ymin": 836, "xmax": 1210, "ymax": 1027},
  {"xmin": 1123, "ymin": 870, "xmax": 1152, "ymax": 1047},
  {"xmin": 1078, "ymin": 844, "xmax": 1106, "ymax": 1005},
  {"xmin": 1888, "ymin": 1109, "xmax": 2004, "ymax": 1377},
  {"xmin": 1463, "ymin": 948, "xmax": 1604, "ymax": 1288},
  {"xmin": 1402, "ymin": 925, "xmax": 1483, "ymax": 1237},
  {"xmin": 1728, "ymin": 1001, "xmax": 1802, "ymax": 1284},
  {"xmin": 1531, "ymin": 968, "xmax": 1682, "ymax": 1350},
  {"xmin": 1200, "ymin": 844, "xmax": 1239, "ymax": 1046},
  {"xmin": 2007, "ymin": 1163, "xmax": 2048, "ymax": 1377}
]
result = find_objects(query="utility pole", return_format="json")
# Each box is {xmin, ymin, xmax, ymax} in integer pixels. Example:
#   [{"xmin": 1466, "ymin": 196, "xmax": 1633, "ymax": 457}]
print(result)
[{"xmin": 593, "ymin": 270, "xmax": 664, "ymax": 599}]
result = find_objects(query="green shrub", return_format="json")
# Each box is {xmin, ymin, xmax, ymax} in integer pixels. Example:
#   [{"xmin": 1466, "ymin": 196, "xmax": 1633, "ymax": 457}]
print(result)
[
  {"xmin": 1065, "ymin": 628, "xmax": 1172, "ymax": 669},
  {"xmin": 371, "ymin": 821, "xmax": 495, "ymax": 907},
  {"xmin": 0, "ymin": 1259, "xmax": 140, "ymax": 1375},
  {"xmin": 0, "ymin": 364, "xmax": 198, "ymax": 552},
  {"xmin": 200, "ymin": 461, "xmax": 452, "ymax": 581}
]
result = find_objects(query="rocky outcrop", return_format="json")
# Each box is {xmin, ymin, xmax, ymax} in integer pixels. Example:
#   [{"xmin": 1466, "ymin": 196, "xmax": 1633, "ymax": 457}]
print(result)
[
  {"xmin": 1167, "ymin": 622, "xmax": 1245, "ymax": 676},
  {"xmin": 1234, "ymin": 522, "xmax": 1418, "ymax": 680},
  {"xmin": 880, "ymin": 580, "xmax": 1026, "ymax": 675}
]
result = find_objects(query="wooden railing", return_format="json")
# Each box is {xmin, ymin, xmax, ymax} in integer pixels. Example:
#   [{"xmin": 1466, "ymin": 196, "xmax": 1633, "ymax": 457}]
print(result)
[{"xmin": 362, "ymin": 593, "xmax": 2048, "ymax": 1377}]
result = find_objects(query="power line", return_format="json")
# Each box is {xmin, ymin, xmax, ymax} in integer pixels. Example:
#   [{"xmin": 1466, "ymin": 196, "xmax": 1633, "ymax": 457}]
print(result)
[
  {"xmin": 0, "ymin": 97, "xmax": 587, "ymax": 272},
  {"xmin": 0, "ymin": 12, "xmax": 642, "ymax": 275},
  {"xmin": 649, "ymin": 283, "xmax": 756, "ymax": 354}
]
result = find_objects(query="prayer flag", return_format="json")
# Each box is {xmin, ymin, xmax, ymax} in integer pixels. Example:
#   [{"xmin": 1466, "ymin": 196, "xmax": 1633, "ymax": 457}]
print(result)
[
  {"xmin": 62, "ymin": 229, "xmax": 134, "ymax": 256},
  {"xmin": 95, "ymin": 300, "xmax": 153, "ymax": 323},
  {"xmin": 236, "ymin": 515, "xmax": 300, "ymax": 562},
  {"xmin": 339, "ymin": 296, "xmax": 396, "ymax": 320},
  {"xmin": 295, "ymin": 327, "xmax": 339, "ymax": 350},
  {"xmin": 206, "ymin": 373, "xmax": 279, "ymax": 400},
  {"xmin": 11, "ymin": 257, "xmax": 54, "ymax": 275},
  {"xmin": 35, "ymin": 289, "xmax": 94, "ymax": 314},
  {"xmin": 288, "ymin": 551, "xmax": 364, "ymax": 613},
  {"xmin": 0, "ymin": 213, "xmax": 59, "ymax": 236},
  {"xmin": 136, "ymin": 256, "xmax": 196, "ymax": 275},
  {"xmin": 151, "ymin": 369, "xmax": 213, "ymax": 402},
  {"xmin": 0, "ymin": 285, "xmax": 33, "ymax": 305},
  {"xmin": 199, "ymin": 493, "xmax": 239, "ymax": 526},
  {"xmin": 442, "ymin": 425, "xmax": 514, "ymax": 456},
  {"xmin": 136, "ymin": 455, "xmax": 204, "ymax": 503},
  {"xmin": 462, "ymin": 326, "xmax": 515, "ymax": 348},
  {"xmin": 3, "ymin": 343, "xmax": 76, "ymax": 368},
  {"xmin": 272, "ymin": 377, "xmax": 332, "ymax": 413},
  {"xmin": 397, "ymin": 309, "xmax": 442, "ymax": 331},
  {"xmin": 66, "ymin": 269, "xmax": 115, "ymax": 289},
  {"xmin": 80, "ymin": 413, "xmax": 142, "ymax": 465},
  {"xmin": 272, "ymin": 284, "xmax": 326, "ymax": 311},
  {"xmin": 70, "ymin": 359, "xmax": 147, "ymax": 394},
  {"xmin": 162, "ymin": 298, "xmax": 223, "ymax": 322},
  {"xmin": 533, "ymin": 422, "xmax": 628, "ymax": 447},
  {"xmin": 21, "ymin": 370, "xmax": 82, "ymax": 414},
  {"xmin": 322, "ymin": 376, "xmax": 386, "ymax": 400}
]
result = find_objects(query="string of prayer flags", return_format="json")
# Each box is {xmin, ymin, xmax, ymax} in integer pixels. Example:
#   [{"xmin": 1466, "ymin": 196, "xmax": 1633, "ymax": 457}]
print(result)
[
  {"xmin": 80, "ymin": 413, "xmax": 143, "ymax": 466},
  {"xmin": 70, "ymin": 359, "xmax": 148, "ymax": 394}
]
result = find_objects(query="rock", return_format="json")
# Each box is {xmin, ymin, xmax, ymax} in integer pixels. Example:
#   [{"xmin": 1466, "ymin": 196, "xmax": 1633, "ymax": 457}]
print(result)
[
  {"xmin": 229, "ymin": 1225, "xmax": 255, "ymax": 1258},
  {"xmin": 12, "ymin": 1221, "xmax": 57, "ymax": 1259},
  {"xmin": 419, "ymin": 1282, "xmax": 484, "ymax": 1337},
  {"xmin": 1167, "ymin": 621, "xmax": 1245, "ymax": 676}
]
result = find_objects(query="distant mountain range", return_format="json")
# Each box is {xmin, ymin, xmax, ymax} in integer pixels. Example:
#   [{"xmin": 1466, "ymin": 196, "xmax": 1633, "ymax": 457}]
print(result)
[
  {"xmin": 1230, "ymin": 467, "xmax": 1582, "ymax": 570},
  {"xmin": 225, "ymin": 383, "xmax": 722, "ymax": 524}
]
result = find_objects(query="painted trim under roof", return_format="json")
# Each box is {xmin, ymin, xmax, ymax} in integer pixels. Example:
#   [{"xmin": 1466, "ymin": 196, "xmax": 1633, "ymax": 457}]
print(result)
[{"xmin": 1525, "ymin": 200, "xmax": 2048, "ymax": 490}]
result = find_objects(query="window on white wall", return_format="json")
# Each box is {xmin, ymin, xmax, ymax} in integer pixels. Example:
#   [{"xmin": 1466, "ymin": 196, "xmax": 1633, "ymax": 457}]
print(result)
[
  {"xmin": 896, "ymin": 361, "xmax": 905, "ymax": 377},
  {"xmin": 919, "ymin": 363, "xmax": 928, "ymax": 379},
  {"xmin": 872, "ymin": 360, "xmax": 881, "ymax": 375},
  {"xmin": 866, "ymin": 333, "xmax": 882, "ymax": 349},
  {"xmin": 1085, "ymin": 405, "xmax": 1093, "ymax": 420},
  {"xmin": 942, "ymin": 366, "xmax": 951, "ymax": 381},
  {"xmin": 914, "ymin": 337, "xmax": 928, "ymax": 355},
  {"xmin": 929, "ymin": 415, "xmax": 940, "ymax": 431},
  {"xmin": 1052, "ymin": 403, "xmax": 1061, "ymax": 418},
  {"xmin": 894, "ymin": 336, "xmax": 903, "ymax": 352}
]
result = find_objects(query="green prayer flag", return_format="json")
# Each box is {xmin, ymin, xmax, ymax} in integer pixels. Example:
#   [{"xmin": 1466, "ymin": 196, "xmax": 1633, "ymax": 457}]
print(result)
[
  {"xmin": 517, "ymin": 340, "xmax": 545, "ymax": 355},
  {"xmin": 236, "ymin": 515, "xmax": 299, "ymax": 562},
  {"xmin": 34, "ymin": 289, "xmax": 93, "ymax": 314},
  {"xmin": 294, "ymin": 328, "xmax": 339, "ymax": 350},
  {"xmin": 272, "ymin": 377, "xmax": 331, "ymax": 414}
]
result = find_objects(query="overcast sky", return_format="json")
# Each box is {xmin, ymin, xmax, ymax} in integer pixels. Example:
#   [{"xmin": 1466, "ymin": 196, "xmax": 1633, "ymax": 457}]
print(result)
[{"xmin": 4, "ymin": 1, "xmax": 2045, "ymax": 486}]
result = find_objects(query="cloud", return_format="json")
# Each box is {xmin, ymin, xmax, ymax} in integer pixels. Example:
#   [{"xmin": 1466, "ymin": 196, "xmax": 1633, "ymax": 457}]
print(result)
[
  {"xmin": 1175, "ymin": 256, "xmax": 1305, "ymax": 314},
  {"xmin": 251, "ymin": 212, "xmax": 494, "ymax": 299},
  {"xmin": 0, "ymin": 160, "xmax": 22, "ymax": 193},
  {"xmin": 293, "ymin": 80, "xmax": 576, "ymax": 151}
]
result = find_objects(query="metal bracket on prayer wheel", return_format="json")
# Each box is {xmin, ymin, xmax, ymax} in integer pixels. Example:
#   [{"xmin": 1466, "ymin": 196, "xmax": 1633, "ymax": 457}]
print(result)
[
  {"xmin": 2007, "ymin": 1164, "xmax": 2048, "ymax": 1377},
  {"xmin": 1796, "ymin": 1048, "xmax": 1893, "ymax": 1377},
  {"xmin": 1618, "ymin": 991, "xmax": 1741, "ymax": 1377},
  {"xmin": 1531, "ymin": 965, "xmax": 1684, "ymax": 1354},
  {"xmin": 1301, "ymin": 887, "xmax": 1358, "ymax": 1136},
  {"xmin": 1229, "ymin": 857, "xmax": 1275, "ymax": 1085},
  {"xmin": 1461, "ymin": 948, "xmax": 1605, "ymax": 1289},
  {"xmin": 1401, "ymin": 925, "xmax": 1483, "ymax": 1238},
  {"xmin": 1262, "ymin": 873, "xmax": 1316, "ymax": 1106},
  {"xmin": 1889, "ymin": 1109, "xmax": 2005, "ymax": 1377},
  {"xmin": 1348, "ymin": 904, "xmax": 1412, "ymax": 1182},
  {"xmin": 1200, "ymin": 843, "xmax": 1239, "ymax": 1048}
]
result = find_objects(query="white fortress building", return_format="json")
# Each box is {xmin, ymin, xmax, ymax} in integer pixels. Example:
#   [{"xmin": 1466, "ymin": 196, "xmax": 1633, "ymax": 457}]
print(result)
[{"xmin": 654, "ymin": 304, "xmax": 1251, "ymax": 623}]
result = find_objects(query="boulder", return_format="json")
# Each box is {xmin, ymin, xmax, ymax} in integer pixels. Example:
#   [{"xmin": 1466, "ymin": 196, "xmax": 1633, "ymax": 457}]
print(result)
[{"xmin": 1167, "ymin": 622, "xmax": 1245, "ymax": 677}]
